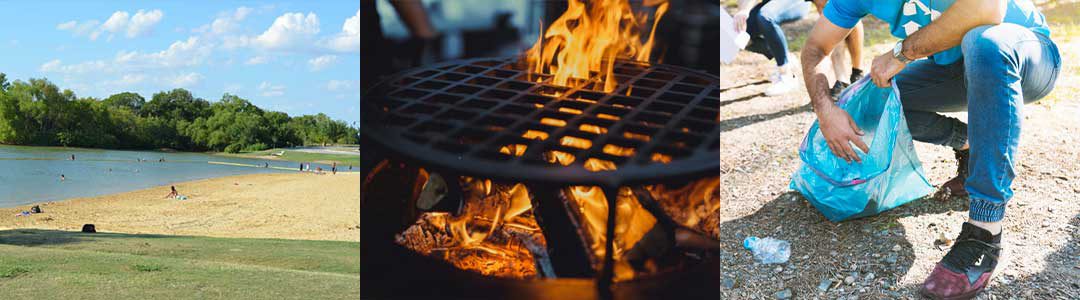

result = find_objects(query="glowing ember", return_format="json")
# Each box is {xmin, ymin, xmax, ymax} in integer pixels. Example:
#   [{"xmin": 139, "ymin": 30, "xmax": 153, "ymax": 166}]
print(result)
[
  {"xmin": 396, "ymin": 179, "xmax": 549, "ymax": 279},
  {"xmin": 525, "ymin": 0, "xmax": 668, "ymax": 92}
]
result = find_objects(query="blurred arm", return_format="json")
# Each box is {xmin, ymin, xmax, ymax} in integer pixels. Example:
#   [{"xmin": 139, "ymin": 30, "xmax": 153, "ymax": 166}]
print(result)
[{"xmin": 390, "ymin": 0, "xmax": 437, "ymax": 39}]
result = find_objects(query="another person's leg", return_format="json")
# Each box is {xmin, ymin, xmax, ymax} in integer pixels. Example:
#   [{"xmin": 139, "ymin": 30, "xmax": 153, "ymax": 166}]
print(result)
[
  {"xmin": 812, "ymin": 0, "xmax": 862, "ymax": 92},
  {"xmin": 845, "ymin": 22, "xmax": 864, "ymax": 82},
  {"xmin": 753, "ymin": 0, "xmax": 809, "ymax": 96},
  {"xmin": 754, "ymin": 0, "xmax": 808, "ymax": 67},
  {"xmin": 920, "ymin": 24, "xmax": 1060, "ymax": 299}
]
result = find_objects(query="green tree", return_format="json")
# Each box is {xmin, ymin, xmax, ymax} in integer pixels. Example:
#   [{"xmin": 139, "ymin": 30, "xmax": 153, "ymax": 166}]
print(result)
[
  {"xmin": 0, "ymin": 75, "xmax": 358, "ymax": 152},
  {"xmin": 103, "ymin": 92, "xmax": 146, "ymax": 113}
]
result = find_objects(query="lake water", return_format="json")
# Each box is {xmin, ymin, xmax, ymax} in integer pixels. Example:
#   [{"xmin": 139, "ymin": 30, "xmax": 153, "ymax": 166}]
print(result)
[{"xmin": 0, "ymin": 145, "xmax": 339, "ymax": 208}]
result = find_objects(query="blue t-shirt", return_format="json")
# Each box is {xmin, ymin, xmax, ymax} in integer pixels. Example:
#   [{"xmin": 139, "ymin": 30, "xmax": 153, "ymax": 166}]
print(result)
[{"xmin": 823, "ymin": 0, "xmax": 1050, "ymax": 65}]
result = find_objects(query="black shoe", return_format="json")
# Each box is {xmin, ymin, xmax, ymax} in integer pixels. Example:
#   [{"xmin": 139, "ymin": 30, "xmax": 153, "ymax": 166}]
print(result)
[
  {"xmin": 850, "ymin": 68, "xmax": 864, "ymax": 83},
  {"xmin": 940, "ymin": 149, "xmax": 970, "ymax": 198},
  {"xmin": 920, "ymin": 222, "xmax": 1001, "ymax": 299},
  {"xmin": 830, "ymin": 81, "xmax": 850, "ymax": 101}
]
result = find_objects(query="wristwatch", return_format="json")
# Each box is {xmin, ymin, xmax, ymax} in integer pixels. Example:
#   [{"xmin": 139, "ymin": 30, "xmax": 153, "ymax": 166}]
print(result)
[{"xmin": 893, "ymin": 40, "xmax": 914, "ymax": 64}]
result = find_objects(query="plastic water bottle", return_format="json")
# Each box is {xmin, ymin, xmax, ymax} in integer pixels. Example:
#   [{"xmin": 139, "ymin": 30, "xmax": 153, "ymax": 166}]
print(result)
[{"xmin": 743, "ymin": 236, "xmax": 791, "ymax": 264}]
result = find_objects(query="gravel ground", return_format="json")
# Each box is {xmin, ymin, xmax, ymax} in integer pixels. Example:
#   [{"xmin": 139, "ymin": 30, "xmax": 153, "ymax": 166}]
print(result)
[{"xmin": 718, "ymin": 5, "xmax": 1080, "ymax": 299}]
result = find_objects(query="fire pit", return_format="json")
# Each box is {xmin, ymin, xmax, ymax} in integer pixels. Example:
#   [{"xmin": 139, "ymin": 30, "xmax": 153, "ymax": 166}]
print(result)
[{"xmin": 360, "ymin": 56, "xmax": 723, "ymax": 299}]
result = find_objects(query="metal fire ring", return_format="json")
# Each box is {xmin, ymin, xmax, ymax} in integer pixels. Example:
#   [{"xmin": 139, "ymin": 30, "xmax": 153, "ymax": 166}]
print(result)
[{"xmin": 361, "ymin": 57, "xmax": 721, "ymax": 188}]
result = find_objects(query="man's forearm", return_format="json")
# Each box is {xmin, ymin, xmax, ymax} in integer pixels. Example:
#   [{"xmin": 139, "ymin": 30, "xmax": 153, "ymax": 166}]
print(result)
[
  {"xmin": 802, "ymin": 45, "xmax": 836, "ymax": 114},
  {"xmin": 901, "ymin": 0, "xmax": 1006, "ymax": 59}
]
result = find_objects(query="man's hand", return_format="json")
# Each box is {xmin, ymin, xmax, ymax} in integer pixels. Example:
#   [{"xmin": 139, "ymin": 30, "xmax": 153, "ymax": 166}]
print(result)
[
  {"xmin": 869, "ymin": 50, "xmax": 906, "ymax": 87},
  {"xmin": 817, "ymin": 104, "xmax": 870, "ymax": 163},
  {"xmin": 734, "ymin": 11, "xmax": 749, "ymax": 33}
]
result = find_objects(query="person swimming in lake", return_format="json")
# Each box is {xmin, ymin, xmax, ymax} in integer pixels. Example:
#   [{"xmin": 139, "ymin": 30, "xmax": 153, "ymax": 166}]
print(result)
[
  {"xmin": 70, "ymin": 154, "xmax": 75, "ymax": 161},
  {"xmin": 60, "ymin": 174, "xmax": 65, "ymax": 181},
  {"xmin": 166, "ymin": 186, "xmax": 178, "ymax": 199}
]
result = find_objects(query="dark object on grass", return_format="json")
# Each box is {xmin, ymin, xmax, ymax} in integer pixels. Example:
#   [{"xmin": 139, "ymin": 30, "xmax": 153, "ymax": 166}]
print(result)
[
  {"xmin": 30, "ymin": 205, "xmax": 42, "ymax": 214},
  {"xmin": 82, "ymin": 224, "xmax": 96, "ymax": 233}
]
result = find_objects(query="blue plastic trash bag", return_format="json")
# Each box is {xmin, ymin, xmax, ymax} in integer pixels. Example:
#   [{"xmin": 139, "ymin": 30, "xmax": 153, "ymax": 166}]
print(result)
[{"xmin": 789, "ymin": 77, "xmax": 933, "ymax": 222}]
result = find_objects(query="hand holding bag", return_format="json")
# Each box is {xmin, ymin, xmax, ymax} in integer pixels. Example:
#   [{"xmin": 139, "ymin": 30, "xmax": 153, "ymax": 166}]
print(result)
[{"xmin": 789, "ymin": 77, "xmax": 934, "ymax": 222}]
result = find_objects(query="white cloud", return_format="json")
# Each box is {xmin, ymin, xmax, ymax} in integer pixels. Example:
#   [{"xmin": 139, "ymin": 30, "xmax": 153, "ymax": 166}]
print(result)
[
  {"xmin": 235, "ymin": 6, "xmax": 254, "ymax": 19},
  {"xmin": 325, "ymin": 80, "xmax": 355, "ymax": 92},
  {"xmin": 323, "ymin": 9, "xmax": 360, "ymax": 52},
  {"xmin": 101, "ymin": 11, "xmax": 129, "ymax": 33},
  {"xmin": 42, "ymin": 36, "xmax": 211, "ymax": 78},
  {"xmin": 104, "ymin": 74, "xmax": 147, "ymax": 88},
  {"xmin": 115, "ymin": 36, "xmax": 212, "ymax": 68},
  {"xmin": 127, "ymin": 9, "xmax": 164, "ymax": 38},
  {"xmin": 195, "ymin": 6, "xmax": 253, "ymax": 36},
  {"xmin": 169, "ymin": 72, "xmax": 203, "ymax": 87},
  {"xmin": 40, "ymin": 59, "xmax": 62, "ymax": 72},
  {"xmin": 57, "ymin": 21, "xmax": 77, "ymax": 30},
  {"xmin": 307, "ymin": 55, "xmax": 337, "ymax": 71},
  {"xmin": 57, "ymin": 20, "xmax": 102, "ymax": 38},
  {"xmin": 246, "ymin": 55, "xmax": 269, "ymax": 65},
  {"xmin": 253, "ymin": 12, "xmax": 320, "ymax": 50},
  {"xmin": 40, "ymin": 59, "xmax": 108, "ymax": 74},
  {"xmin": 258, "ymin": 81, "xmax": 285, "ymax": 97},
  {"xmin": 221, "ymin": 35, "xmax": 250, "ymax": 49},
  {"xmin": 60, "ymin": 10, "xmax": 163, "ymax": 41}
]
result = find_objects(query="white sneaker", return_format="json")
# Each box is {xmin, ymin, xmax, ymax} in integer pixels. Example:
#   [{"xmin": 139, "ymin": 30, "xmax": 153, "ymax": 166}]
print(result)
[{"xmin": 764, "ymin": 66, "xmax": 798, "ymax": 96}]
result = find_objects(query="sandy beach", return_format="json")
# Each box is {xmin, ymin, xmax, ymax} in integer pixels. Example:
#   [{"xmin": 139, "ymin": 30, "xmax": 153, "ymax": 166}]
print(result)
[{"xmin": 0, "ymin": 172, "xmax": 360, "ymax": 241}]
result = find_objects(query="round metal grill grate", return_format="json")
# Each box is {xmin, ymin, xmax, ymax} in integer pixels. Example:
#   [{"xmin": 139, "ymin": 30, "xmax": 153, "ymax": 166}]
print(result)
[{"xmin": 361, "ymin": 57, "xmax": 722, "ymax": 187}]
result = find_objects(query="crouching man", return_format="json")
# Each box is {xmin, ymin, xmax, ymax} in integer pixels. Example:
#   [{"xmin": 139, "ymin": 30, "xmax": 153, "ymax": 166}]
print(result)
[{"xmin": 799, "ymin": 0, "xmax": 1059, "ymax": 298}]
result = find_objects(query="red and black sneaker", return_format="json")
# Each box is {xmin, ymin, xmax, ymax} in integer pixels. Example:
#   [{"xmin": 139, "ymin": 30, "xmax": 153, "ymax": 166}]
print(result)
[
  {"xmin": 920, "ymin": 222, "xmax": 1002, "ymax": 300},
  {"xmin": 939, "ymin": 149, "xmax": 970, "ymax": 198}
]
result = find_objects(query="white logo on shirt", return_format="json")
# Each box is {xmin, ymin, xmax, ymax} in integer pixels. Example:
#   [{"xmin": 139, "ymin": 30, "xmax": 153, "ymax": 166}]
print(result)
[{"xmin": 901, "ymin": 0, "xmax": 942, "ymax": 35}]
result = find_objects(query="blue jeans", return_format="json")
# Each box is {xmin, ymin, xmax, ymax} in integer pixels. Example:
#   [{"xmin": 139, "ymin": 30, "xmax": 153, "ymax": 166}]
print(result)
[
  {"xmin": 746, "ymin": 0, "xmax": 809, "ymax": 67},
  {"xmin": 895, "ymin": 24, "xmax": 1061, "ymax": 222}
]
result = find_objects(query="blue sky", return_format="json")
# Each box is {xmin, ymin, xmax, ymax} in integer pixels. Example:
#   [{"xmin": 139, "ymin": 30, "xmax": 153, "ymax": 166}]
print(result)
[{"xmin": 0, "ymin": 1, "xmax": 359, "ymax": 124}]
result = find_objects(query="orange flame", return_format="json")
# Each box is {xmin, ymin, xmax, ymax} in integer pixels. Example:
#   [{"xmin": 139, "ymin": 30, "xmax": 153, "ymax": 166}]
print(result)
[{"xmin": 526, "ymin": 0, "xmax": 668, "ymax": 92}]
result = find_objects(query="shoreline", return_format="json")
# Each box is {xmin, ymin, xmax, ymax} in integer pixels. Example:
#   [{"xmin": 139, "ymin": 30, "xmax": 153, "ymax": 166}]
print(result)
[
  {"xmin": 1, "ymin": 143, "xmax": 357, "ymax": 166},
  {"xmin": 0, "ymin": 172, "xmax": 360, "ymax": 242}
]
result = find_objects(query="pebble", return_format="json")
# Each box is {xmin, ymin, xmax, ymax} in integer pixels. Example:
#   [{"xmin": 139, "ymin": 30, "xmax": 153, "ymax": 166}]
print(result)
[
  {"xmin": 722, "ymin": 278, "xmax": 736, "ymax": 289},
  {"xmin": 844, "ymin": 275, "xmax": 856, "ymax": 285},
  {"xmin": 774, "ymin": 266, "xmax": 783, "ymax": 273},
  {"xmin": 885, "ymin": 253, "xmax": 898, "ymax": 264},
  {"xmin": 817, "ymin": 279, "xmax": 833, "ymax": 292},
  {"xmin": 891, "ymin": 244, "xmax": 901, "ymax": 252},
  {"xmin": 774, "ymin": 288, "xmax": 792, "ymax": 299},
  {"xmin": 865, "ymin": 272, "xmax": 875, "ymax": 281}
]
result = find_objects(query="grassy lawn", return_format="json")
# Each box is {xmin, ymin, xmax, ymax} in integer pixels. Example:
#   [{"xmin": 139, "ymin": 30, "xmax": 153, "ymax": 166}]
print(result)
[
  {"xmin": 217, "ymin": 148, "xmax": 360, "ymax": 166},
  {"xmin": 0, "ymin": 229, "xmax": 359, "ymax": 300}
]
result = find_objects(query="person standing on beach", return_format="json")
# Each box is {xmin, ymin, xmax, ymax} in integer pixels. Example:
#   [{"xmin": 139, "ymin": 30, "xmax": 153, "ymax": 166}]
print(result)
[
  {"xmin": 299, "ymin": 163, "xmax": 303, "ymax": 172},
  {"xmin": 332, "ymin": 162, "xmax": 337, "ymax": 175}
]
